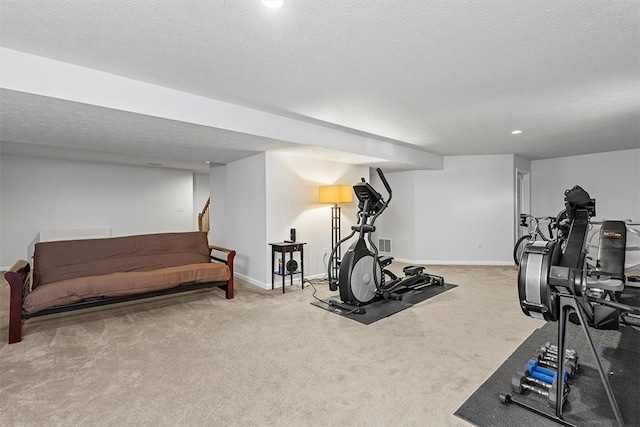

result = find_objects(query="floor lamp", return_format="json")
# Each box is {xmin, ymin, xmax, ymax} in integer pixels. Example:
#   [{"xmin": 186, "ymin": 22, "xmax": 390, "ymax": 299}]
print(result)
[{"xmin": 319, "ymin": 185, "xmax": 353, "ymax": 279}]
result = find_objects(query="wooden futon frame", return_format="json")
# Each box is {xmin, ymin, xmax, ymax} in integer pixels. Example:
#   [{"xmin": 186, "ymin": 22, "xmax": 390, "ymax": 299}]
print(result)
[{"xmin": 3, "ymin": 232, "xmax": 235, "ymax": 344}]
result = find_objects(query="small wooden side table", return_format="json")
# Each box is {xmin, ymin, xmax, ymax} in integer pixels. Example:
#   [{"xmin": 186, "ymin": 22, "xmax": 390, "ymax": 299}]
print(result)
[{"xmin": 269, "ymin": 242, "xmax": 306, "ymax": 293}]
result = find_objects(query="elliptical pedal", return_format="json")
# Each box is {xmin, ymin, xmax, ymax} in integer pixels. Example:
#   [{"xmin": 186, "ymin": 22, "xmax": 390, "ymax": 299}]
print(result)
[{"xmin": 403, "ymin": 265, "xmax": 425, "ymax": 276}]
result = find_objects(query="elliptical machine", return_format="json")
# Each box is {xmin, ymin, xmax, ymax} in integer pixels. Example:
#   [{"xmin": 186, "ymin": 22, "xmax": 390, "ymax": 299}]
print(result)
[{"xmin": 327, "ymin": 168, "xmax": 443, "ymax": 310}]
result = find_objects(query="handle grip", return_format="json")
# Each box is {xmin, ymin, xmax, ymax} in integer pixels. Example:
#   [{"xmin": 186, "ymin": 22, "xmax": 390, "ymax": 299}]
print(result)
[{"xmin": 376, "ymin": 168, "xmax": 392, "ymax": 195}]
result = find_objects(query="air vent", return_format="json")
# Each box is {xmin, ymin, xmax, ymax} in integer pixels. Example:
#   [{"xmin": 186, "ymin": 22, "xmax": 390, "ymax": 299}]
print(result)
[{"xmin": 378, "ymin": 238, "xmax": 391, "ymax": 253}]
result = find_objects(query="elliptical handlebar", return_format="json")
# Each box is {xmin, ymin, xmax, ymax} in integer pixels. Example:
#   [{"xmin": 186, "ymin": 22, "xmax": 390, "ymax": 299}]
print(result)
[
  {"xmin": 376, "ymin": 167, "xmax": 392, "ymax": 202},
  {"xmin": 369, "ymin": 169, "xmax": 391, "ymax": 226}
]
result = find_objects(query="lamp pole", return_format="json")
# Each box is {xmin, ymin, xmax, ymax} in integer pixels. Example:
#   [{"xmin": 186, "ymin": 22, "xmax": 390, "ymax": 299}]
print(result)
[
  {"xmin": 331, "ymin": 203, "xmax": 341, "ymax": 279},
  {"xmin": 319, "ymin": 184, "xmax": 353, "ymax": 281}
]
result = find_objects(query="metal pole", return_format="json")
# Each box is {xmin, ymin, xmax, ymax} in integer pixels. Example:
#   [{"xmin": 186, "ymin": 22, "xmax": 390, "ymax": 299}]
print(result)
[{"xmin": 331, "ymin": 204, "xmax": 341, "ymax": 278}]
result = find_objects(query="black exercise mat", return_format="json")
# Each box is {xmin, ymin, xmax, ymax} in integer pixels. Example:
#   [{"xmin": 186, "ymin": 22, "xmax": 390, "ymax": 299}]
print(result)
[
  {"xmin": 454, "ymin": 320, "xmax": 640, "ymax": 427},
  {"xmin": 311, "ymin": 283, "xmax": 456, "ymax": 324}
]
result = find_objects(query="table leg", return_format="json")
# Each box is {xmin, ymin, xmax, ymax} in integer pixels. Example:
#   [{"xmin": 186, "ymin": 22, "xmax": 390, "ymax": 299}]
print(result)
[
  {"xmin": 271, "ymin": 247, "xmax": 275, "ymax": 290},
  {"xmin": 301, "ymin": 245, "xmax": 304, "ymax": 289},
  {"xmin": 282, "ymin": 249, "xmax": 286, "ymax": 294},
  {"xmin": 290, "ymin": 251, "xmax": 294, "ymax": 287}
]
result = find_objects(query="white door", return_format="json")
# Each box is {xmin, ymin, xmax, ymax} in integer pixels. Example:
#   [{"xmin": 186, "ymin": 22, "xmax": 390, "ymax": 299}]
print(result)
[{"xmin": 515, "ymin": 170, "xmax": 531, "ymax": 241}]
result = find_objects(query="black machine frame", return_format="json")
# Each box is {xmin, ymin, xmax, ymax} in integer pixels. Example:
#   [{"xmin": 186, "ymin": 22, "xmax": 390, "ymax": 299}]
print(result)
[
  {"xmin": 326, "ymin": 168, "xmax": 444, "ymax": 313},
  {"xmin": 512, "ymin": 185, "xmax": 639, "ymax": 426}
]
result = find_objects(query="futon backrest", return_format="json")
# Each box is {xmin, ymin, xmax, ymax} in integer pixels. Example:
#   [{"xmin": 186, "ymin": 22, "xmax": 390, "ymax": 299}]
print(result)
[{"xmin": 33, "ymin": 232, "xmax": 210, "ymax": 288}]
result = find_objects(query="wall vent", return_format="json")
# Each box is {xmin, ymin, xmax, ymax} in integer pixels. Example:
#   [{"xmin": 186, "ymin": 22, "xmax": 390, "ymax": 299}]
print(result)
[{"xmin": 378, "ymin": 238, "xmax": 392, "ymax": 253}]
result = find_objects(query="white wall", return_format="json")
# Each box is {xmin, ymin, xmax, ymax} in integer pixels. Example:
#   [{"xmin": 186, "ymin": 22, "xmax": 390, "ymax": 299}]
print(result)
[
  {"xmin": 514, "ymin": 155, "xmax": 532, "ymax": 239},
  {"xmin": 215, "ymin": 152, "xmax": 368, "ymax": 288},
  {"xmin": 371, "ymin": 169, "xmax": 416, "ymax": 259},
  {"xmin": 4, "ymin": 149, "xmax": 634, "ymax": 279},
  {"xmin": 0, "ymin": 154, "xmax": 195, "ymax": 266},
  {"xmin": 265, "ymin": 152, "xmax": 369, "ymax": 285},
  {"xmin": 514, "ymin": 156, "xmax": 531, "ymax": 174},
  {"xmin": 0, "ymin": 145, "xmax": 3, "ymax": 265},
  {"xmin": 208, "ymin": 164, "xmax": 227, "ymax": 247},
  {"xmin": 225, "ymin": 153, "xmax": 267, "ymax": 284},
  {"xmin": 531, "ymin": 149, "xmax": 640, "ymax": 221},
  {"xmin": 376, "ymin": 155, "xmax": 516, "ymax": 264}
]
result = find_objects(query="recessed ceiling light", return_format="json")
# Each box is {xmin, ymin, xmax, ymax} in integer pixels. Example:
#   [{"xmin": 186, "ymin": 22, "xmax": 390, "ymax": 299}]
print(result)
[
  {"xmin": 511, "ymin": 130, "xmax": 522, "ymax": 135},
  {"xmin": 261, "ymin": 0, "xmax": 284, "ymax": 9}
]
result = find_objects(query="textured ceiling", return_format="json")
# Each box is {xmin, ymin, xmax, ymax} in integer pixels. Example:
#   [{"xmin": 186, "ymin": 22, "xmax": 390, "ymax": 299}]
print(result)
[
  {"xmin": 0, "ymin": 89, "xmax": 388, "ymax": 172},
  {"xmin": 1, "ymin": 0, "xmax": 639, "ymax": 170}
]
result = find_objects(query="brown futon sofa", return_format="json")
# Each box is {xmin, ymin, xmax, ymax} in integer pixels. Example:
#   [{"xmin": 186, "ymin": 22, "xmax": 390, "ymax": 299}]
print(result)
[{"xmin": 4, "ymin": 231, "xmax": 235, "ymax": 344}]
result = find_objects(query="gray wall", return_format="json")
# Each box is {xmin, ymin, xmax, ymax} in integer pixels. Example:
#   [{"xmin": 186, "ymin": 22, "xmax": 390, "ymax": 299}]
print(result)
[
  {"xmin": 208, "ymin": 164, "xmax": 227, "ymax": 247},
  {"xmin": 3, "ymin": 149, "xmax": 637, "ymax": 280},
  {"xmin": 0, "ymin": 145, "xmax": 3, "ymax": 265},
  {"xmin": 531, "ymin": 149, "xmax": 640, "ymax": 221},
  {"xmin": 264, "ymin": 152, "xmax": 369, "ymax": 285},
  {"xmin": 209, "ymin": 151, "xmax": 369, "ymax": 288},
  {"xmin": 0, "ymin": 154, "xmax": 195, "ymax": 267},
  {"xmin": 374, "ymin": 155, "xmax": 516, "ymax": 264},
  {"xmin": 370, "ymin": 170, "xmax": 416, "ymax": 260},
  {"xmin": 225, "ymin": 153, "xmax": 268, "ymax": 285}
]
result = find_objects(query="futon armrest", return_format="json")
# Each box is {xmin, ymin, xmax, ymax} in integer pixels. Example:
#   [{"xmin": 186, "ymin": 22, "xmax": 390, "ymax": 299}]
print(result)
[
  {"xmin": 4, "ymin": 260, "xmax": 31, "ymax": 343},
  {"xmin": 209, "ymin": 245, "xmax": 236, "ymax": 264},
  {"xmin": 4, "ymin": 259, "xmax": 31, "ymax": 296},
  {"xmin": 208, "ymin": 245, "xmax": 235, "ymax": 299},
  {"xmin": 209, "ymin": 244, "xmax": 234, "ymax": 254}
]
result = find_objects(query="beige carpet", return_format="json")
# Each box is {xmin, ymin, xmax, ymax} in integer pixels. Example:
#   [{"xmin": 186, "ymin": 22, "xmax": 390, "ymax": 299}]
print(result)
[{"xmin": 0, "ymin": 265, "xmax": 543, "ymax": 426}]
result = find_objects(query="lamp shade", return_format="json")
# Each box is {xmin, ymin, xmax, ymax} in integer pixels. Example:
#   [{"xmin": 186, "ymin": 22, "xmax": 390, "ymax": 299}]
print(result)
[{"xmin": 319, "ymin": 185, "xmax": 353, "ymax": 204}]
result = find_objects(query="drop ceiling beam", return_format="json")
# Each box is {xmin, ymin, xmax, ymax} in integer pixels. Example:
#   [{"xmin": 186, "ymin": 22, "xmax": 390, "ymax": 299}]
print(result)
[{"xmin": 1, "ymin": 48, "xmax": 442, "ymax": 170}]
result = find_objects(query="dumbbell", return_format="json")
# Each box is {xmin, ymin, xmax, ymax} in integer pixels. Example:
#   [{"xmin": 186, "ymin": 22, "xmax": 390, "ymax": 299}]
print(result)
[
  {"xmin": 542, "ymin": 342, "xmax": 577, "ymax": 358},
  {"xmin": 525, "ymin": 360, "xmax": 569, "ymax": 383},
  {"xmin": 511, "ymin": 370, "xmax": 569, "ymax": 407},
  {"xmin": 535, "ymin": 350, "xmax": 578, "ymax": 374},
  {"xmin": 537, "ymin": 347, "xmax": 578, "ymax": 364},
  {"xmin": 538, "ymin": 345, "xmax": 578, "ymax": 369},
  {"xmin": 534, "ymin": 353, "xmax": 578, "ymax": 377}
]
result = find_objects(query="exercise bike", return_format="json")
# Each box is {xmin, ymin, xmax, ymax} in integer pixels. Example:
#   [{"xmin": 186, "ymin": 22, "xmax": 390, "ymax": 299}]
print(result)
[{"xmin": 326, "ymin": 168, "xmax": 443, "ymax": 312}]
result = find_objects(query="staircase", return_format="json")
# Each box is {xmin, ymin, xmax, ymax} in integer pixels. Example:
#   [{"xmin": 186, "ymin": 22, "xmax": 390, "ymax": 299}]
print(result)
[{"xmin": 198, "ymin": 197, "xmax": 210, "ymax": 232}]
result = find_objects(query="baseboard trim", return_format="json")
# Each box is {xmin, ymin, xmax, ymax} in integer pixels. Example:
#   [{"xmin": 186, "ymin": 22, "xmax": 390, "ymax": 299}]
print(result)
[
  {"xmin": 393, "ymin": 258, "xmax": 515, "ymax": 266},
  {"xmin": 234, "ymin": 273, "xmax": 269, "ymax": 290},
  {"xmin": 234, "ymin": 272, "xmax": 325, "ymax": 291}
]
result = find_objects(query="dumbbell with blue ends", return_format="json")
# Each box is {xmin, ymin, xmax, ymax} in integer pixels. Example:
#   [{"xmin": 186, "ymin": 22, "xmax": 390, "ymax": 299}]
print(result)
[
  {"xmin": 511, "ymin": 362, "xmax": 570, "ymax": 407},
  {"xmin": 525, "ymin": 359, "xmax": 569, "ymax": 383}
]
